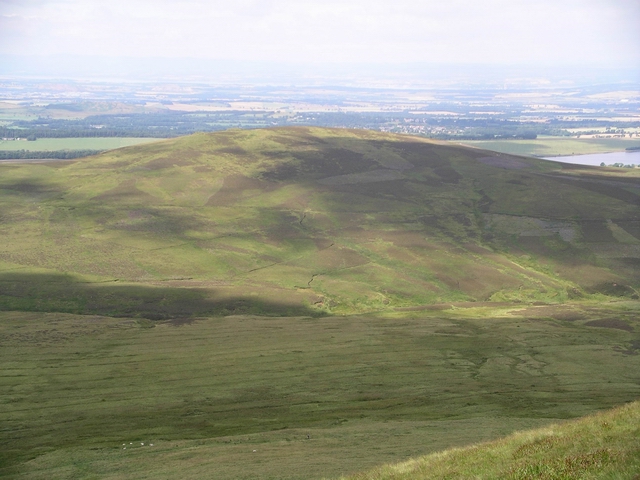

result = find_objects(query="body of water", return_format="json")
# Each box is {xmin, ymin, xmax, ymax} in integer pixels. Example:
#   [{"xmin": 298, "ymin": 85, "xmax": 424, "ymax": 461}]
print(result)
[{"xmin": 543, "ymin": 150, "xmax": 640, "ymax": 167}]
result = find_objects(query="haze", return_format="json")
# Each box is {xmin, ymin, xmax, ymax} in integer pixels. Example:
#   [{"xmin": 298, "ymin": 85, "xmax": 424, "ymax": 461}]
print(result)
[{"xmin": 1, "ymin": 0, "xmax": 639, "ymax": 83}]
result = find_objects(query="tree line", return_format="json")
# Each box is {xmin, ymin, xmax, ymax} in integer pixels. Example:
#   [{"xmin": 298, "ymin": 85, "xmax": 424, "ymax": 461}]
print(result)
[
  {"xmin": 3, "ymin": 110, "xmax": 626, "ymax": 140},
  {"xmin": 0, "ymin": 150, "xmax": 104, "ymax": 160}
]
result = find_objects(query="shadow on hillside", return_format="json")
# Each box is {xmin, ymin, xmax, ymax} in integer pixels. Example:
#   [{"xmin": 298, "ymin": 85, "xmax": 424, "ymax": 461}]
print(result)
[
  {"xmin": 110, "ymin": 205, "xmax": 216, "ymax": 236},
  {"xmin": 0, "ymin": 272, "xmax": 322, "ymax": 319},
  {"xmin": 0, "ymin": 177, "xmax": 63, "ymax": 200},
  {"xmin": 259, "ymin": 132, "xmax": 473, "ymax": 184}
]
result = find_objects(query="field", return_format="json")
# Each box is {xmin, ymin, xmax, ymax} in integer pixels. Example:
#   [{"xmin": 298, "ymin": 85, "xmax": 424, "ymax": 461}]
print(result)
[
  {"xmin": 0, "ymin": 137, "xmax": 160, "ymax": 152},
  {"xmin": 0, "ymin": 101, "xmax": 156, "ymax": 122},
  {"xmin": 0, "ymin": 127, "xmax": 639, "ymax": 478},
  {"xmin": 459, "ymin": 136, "xmax": 640, "ymax": 157}
]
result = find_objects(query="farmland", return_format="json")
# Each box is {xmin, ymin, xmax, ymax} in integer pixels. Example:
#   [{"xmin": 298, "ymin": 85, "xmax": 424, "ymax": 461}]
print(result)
[
  {"xmin": 459, "ymin": 136, "xmax": 640, "ymax": 157},
  {"xmin": 2, "ymin": 78, "xmax": 640, "ymax": 143},
  {"xmin": 0, "ymin": 137, "xmax": 159, "ymax": 152},
  {"xmin": 0, "ymin": 127, "xmax": 639, "ymax": 478}
]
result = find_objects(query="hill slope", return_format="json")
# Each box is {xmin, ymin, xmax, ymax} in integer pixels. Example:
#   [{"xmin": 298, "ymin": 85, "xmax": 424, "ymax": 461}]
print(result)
[
  {"xmin": 1, "ymin": 128, "xmax": 639, "ymax": 478},
  {"xmin": 341, "ymin": 400, "xmax": 640, "ymax": 480},
  {"xmin": 0, "ymin": 126, "xmax": 638, "ymax": 317},
  {"xmin": 3, "ymin": 305, "xmax": 639, "ymax": 479}
]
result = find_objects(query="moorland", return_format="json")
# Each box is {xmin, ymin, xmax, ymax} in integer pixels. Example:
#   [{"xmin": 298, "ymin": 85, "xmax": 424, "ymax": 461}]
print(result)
[
  {"xmin": 1, "ymin": 126, "xmax": 639, "ymax": 478},
  {"xmin": 343, "ymin": 400, "xmax": 640, "ymax": 479}
]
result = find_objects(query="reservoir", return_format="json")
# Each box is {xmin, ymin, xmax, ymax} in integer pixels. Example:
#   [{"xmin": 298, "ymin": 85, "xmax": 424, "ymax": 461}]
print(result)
[{"xmin": 543, "ymin": 150, "xmax": 640, "ymax": 167}]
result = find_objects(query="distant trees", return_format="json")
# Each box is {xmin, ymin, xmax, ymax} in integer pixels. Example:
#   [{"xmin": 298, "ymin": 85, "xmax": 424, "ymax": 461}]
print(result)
[
  {"xmin": 1, "ymin": 111, "xmax": 633, "ymax": 141},
  {"xmin": 0, "ymin": 150, "xmax": 103, "ymax": 160}
]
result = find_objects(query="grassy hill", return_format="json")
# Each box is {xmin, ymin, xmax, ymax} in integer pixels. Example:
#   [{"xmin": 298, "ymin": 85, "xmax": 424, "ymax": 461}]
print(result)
[
  {"xmin": 1, "ymin": 127, "xmax": 639, "ymax": 478},
  {"xmin": 341, "ymin": 400, "xmax": 640, "ymax": 479},
  {"xmin": 0, "ymin": 127, "xmax": 638, "ymax": 318}
]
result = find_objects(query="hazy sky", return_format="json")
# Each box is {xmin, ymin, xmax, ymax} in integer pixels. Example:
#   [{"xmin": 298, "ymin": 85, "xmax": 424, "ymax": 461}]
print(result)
[{"xmin": 1, "ymin": 0, "xmax": 639, "ymax": 68}]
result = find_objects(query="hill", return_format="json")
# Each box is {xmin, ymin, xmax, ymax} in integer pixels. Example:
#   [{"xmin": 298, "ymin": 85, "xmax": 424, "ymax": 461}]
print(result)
[
  {"xmin": 1, "ymin": 127, "xmax": 639, "ymax": 478},
  {"xmin": 341, "ymin": 400, "xmax": 640, "ymax": 480},
  {"xmin": 0, "ymin": 126, "xmax": 638, "ymax": 318}
]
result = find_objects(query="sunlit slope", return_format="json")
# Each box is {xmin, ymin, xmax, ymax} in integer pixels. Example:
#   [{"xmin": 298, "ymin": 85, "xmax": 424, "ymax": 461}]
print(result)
[
  {"xmin": 0, "ymin": 127, "xmax": 638, "ymax": 316},
  {"xmin": 341, "ymin": 400, "xmax": 640, "ymax": 480}
]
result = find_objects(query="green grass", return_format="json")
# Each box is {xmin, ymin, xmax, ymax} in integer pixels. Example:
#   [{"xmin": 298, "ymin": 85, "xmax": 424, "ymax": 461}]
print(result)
[
  {"xmin": 459, "ymin": 136, "xmax": 640, "ymax": 156},
  {"xmin": 0, "ymin": 137, "xmax": 160, "ymax": 152},
  {"xmin": 341, "ymin": 400, "xmax": 640, "ymax": 480},
  {"xmin": 1, "ymin": 302, "xmax": 639, "ymax": 479},
  {"xmin": 0, "ymin": 127, "xmax": 638, "ymax": 319},
  {"xmin": 1, "ymin": 127, "xmax": 639, "ymax": 478}
]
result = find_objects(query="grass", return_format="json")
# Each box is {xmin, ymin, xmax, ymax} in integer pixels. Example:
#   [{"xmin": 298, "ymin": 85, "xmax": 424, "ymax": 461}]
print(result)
[
  {"xmin": 458, "ymin": 136, "xmax": 640, "ymax": 156},
  {"xmin": 0, "ymin": 127, "xmax": 639, "ymax": 477},
  {"xmin": 341, "ymin": 400, "xmax": 640, "ymax": 479},
  {"xmin": 0, "ymin": 137, "xmax": 160, "ymax": 152},
  {"xmin": 0, "ymin": 127, "xmax": 638, "ymax": 318},
  {"xmin": 1, "ymin": 302, "xmax": 639, "ymax": 479}
]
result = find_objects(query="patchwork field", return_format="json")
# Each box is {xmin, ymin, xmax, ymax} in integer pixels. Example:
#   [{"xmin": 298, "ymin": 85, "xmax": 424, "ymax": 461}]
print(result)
[{"xmin": 0, "ymin": 127, "xmax": 639, "ymax": 478}]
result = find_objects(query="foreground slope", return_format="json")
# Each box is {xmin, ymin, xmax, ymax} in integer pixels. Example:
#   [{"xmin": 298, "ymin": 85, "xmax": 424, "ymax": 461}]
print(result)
[
  {"xmin": 2, "ymin": 305, "xmax": 639, "ymax": 478},
  {"xmin": 0, "ymin": 127, "xmax": 638, "ymax": 317},
  {"xmin": 342, "ymin": 400, "xmax": 640, "ymax": 480}
]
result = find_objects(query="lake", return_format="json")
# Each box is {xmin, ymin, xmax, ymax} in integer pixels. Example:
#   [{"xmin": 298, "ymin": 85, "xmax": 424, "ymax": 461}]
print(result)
[{"xmin": 543, "ymin": 150, "xmax": 640, "ymax": 167}]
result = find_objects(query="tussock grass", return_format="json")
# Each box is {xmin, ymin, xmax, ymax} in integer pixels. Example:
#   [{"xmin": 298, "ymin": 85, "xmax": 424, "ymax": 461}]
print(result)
[
  {"xmin": 1, "ymin": 303, "xmax": 639, "ymax": 478},
  {"xmin": 341, "ymin": 400, "xmax": 640, "ymax": 479}
]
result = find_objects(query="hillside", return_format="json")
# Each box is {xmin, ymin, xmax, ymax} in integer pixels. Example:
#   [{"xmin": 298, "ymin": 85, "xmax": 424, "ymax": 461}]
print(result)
[
  {"xmin": 3, "ymin": 303, "xmax": 639, "ymax": 479},
  {"xmin": 1, "ymin": 127, "xmax": 639, "ymax": 478},
  {"xmin": 341, "ymin": 400, "xmax": 640, "ymax": 480},
  {"xmin": 0, "ymin": 127, "xmax": 638, "ymax": 318}
]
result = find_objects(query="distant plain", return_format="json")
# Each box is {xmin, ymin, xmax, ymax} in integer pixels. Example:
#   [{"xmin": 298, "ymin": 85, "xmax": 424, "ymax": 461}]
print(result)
[
  {"xmin": 460, "ymin": 136, "xmax": 640, "ymax": 157},
  {"xmin": 0, "ymin": 137, "xmax": 159, "ymax": 151}
]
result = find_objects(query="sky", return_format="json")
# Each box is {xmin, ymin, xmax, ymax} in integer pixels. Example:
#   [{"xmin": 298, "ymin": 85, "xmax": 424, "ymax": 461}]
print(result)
[{"xmin": 0, "ymin": 0, "xmax": 639, "ymax": 81}]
